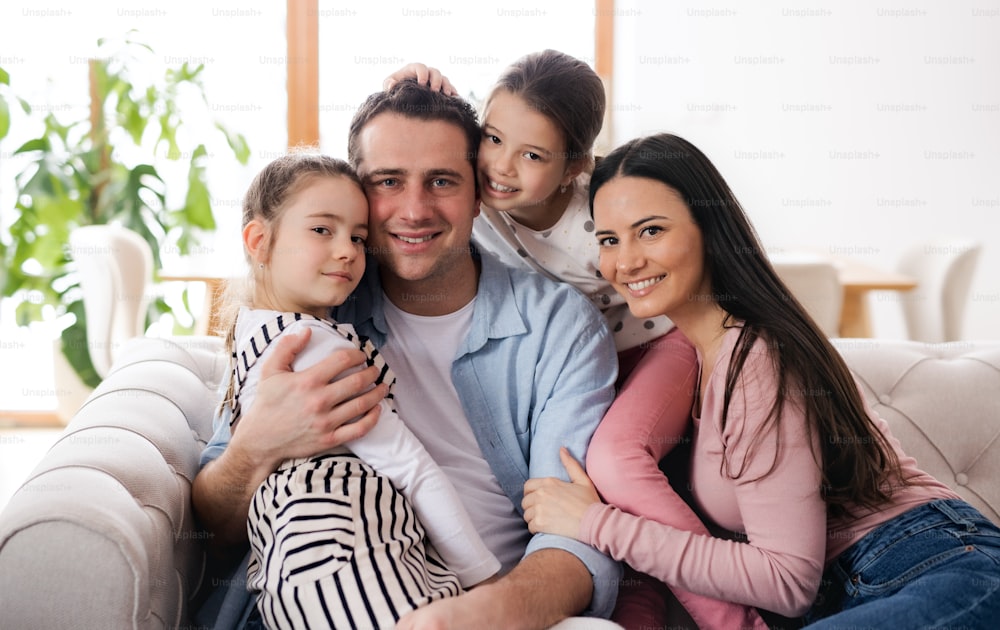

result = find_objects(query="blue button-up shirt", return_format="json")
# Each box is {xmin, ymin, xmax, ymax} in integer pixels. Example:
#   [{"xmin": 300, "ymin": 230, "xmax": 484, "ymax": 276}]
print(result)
[{"xmin": 335, "ymin": 251, "xmax": 622, "ymax": 617}]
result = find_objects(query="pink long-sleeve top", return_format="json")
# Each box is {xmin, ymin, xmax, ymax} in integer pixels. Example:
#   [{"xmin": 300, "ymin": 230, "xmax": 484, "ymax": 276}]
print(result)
[{"xmin": 579, "ymin": 325, "xmax": 959, "ymax": 617}]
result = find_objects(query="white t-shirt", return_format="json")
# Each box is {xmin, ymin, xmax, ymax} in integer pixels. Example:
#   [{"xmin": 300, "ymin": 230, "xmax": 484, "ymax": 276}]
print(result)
[
  {"xmin": 472, "ymin": 172, "xmax": 673, "ymax": 351},
  {"xmin": 380, "ymin": 296, "xmax": 531, "ymax": 574}
]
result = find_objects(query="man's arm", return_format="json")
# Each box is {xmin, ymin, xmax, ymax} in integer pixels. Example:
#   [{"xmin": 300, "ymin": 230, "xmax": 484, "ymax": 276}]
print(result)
[
  {"xmin": 191, "ymin": 328, "xmax": 386, "ymax": 550},
  {"xmin": 397, "ymin": 548, "xmax": 592, "ymax": 630},
  {"xmin": 520, "ymin": 300, "xmax": 622, "ymax": 618},
  {"xmin": 445, "ymin": 283, "xmax": 620, "ymax": 628}
]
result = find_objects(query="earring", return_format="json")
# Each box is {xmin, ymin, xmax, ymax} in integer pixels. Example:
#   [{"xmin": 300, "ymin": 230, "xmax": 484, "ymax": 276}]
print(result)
[
  {"xmin": 560, "ymin": 184, "xmax": 568, "ymax": 194},
  {"xmin": 258, "ymin": 263, "xmax": 264, "ymax": 269}
]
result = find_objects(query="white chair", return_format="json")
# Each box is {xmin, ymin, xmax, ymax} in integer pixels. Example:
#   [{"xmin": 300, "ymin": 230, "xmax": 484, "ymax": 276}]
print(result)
[
  {"xmin": 772, "ymin": 258, "xmax": 844, "ymax": 337},
  {"xmin": 69, "ymin": 225, "xmax": 154, "ymax": 378},
  {"xmin": 897, "ymin": 241, "xmax": 982, "ymax": 343}
]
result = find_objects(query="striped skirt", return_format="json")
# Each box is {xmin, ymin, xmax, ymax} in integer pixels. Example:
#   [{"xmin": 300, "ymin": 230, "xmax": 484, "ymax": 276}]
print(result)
[{"xmin": 247, "ymin": 452, "xmax": 463, "ymax": 629}]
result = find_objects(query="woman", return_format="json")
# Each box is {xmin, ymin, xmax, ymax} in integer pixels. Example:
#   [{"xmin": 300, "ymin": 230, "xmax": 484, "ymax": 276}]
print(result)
[{"xmin": 522, "ymin": 133, "xmax": 1000, "ymax": 627}]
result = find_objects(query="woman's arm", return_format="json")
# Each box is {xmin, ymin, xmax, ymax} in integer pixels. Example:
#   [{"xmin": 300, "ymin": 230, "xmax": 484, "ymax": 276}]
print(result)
[{"xmin": 525, "ymin": 346, "xmax": 829, "ymax": 618}]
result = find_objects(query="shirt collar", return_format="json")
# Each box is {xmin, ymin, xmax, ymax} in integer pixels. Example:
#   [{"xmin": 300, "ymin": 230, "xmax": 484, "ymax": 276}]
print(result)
[
  {"xmin": 348, "ymin": 249, "xmax": 529, "ymax": 353},
  {"xmin": 460, "ymin": 251, "xmax": 528, "ymax": 356}
]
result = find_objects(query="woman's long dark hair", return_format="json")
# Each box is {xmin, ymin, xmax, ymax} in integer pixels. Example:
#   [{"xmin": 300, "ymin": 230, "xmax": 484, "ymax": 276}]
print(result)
[{"xmin": 590, "ymin": 133, "xmax": 906, "ymax": 518}]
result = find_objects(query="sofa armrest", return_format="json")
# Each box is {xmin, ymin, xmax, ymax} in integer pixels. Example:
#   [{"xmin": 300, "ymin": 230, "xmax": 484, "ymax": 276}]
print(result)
[{"xmin": 0, "ymin": 336, "xmax": 226, "ymax": 630}]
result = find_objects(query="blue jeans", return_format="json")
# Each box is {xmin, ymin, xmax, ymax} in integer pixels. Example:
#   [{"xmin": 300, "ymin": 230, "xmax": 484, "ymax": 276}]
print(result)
[{"xmin": 805, "ymin": 499, "xmax": 1000, "ymax": 628}]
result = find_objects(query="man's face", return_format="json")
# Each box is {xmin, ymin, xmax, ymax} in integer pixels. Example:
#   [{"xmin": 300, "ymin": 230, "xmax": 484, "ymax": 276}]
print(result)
[{"xmin": 354, "ymin": 113, "xmax": 479, "ymax": 294}]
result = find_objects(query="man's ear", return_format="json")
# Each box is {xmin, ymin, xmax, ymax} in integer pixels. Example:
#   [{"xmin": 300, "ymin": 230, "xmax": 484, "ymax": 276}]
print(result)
[{"xmin": 243, "ymin": 219, "xmax": 269, "ymax": 264}]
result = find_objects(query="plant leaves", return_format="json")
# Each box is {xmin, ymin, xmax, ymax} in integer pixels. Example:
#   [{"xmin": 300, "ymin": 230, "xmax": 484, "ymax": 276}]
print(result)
[
  {"xmin": 0, "ymin": 96, "xmax": 9, "ymax": 140},
  {"xmin": 3, "ymin": 35, "xmax": 250, "ymax": 388},
  {"xmin": 15, "ymin": 295, "xmax": 48, "ymax": 326},
  {"xmin": 120, "ymin": 92, "xmax": 147, "ymax": 144},
  {"xmin": 215, "ymin": 122, "xmax": 251, "ymax": 164},
  {"xmin": 121, "ymin": 163, "xmax": 165, "ymax": 230},
  {"xmin": 180, "ymin": 145, "xmax": 215, "ymax": 230},
  {"xmin": 60, "ymin": 300, "xmax": 102, "ymax": 388},
  {"xmin": 13, "ymin": 137, "xmax": 49, "ymax": 155},
  {"xmin": 174, "ymin": 62, "xmax": 205, "ymax": 84}
]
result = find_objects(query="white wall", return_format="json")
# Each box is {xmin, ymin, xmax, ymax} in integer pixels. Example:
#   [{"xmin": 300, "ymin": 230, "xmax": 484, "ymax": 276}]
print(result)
[
  {"xmin": 315, "ymin": 1, "xmax": 595, "ymax": 158},
  {"xmin": 610, "ymin": 0, "xmax": 1000, "ymax": 340}
]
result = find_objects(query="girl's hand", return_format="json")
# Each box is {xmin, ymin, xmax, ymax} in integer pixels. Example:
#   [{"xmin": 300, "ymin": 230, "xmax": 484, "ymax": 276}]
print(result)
[
  {"xmin": 383, "ymin": 62, "xmax": 458, "ymax": 96},
  {"xmin": 522, "ymin": 447, "xmax": 603, "ymax": 539}
]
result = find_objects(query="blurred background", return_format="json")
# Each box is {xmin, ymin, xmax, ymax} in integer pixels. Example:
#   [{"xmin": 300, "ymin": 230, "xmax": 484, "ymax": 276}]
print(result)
[{"xmin": 0, "ymin": 0, "xmax": 998, "ymax": 424}]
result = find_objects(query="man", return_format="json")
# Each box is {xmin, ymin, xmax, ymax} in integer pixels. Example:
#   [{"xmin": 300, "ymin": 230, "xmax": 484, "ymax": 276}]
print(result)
[{"xmin": 193, "ymin": 80, "xmax": 620, "ymax": 629}]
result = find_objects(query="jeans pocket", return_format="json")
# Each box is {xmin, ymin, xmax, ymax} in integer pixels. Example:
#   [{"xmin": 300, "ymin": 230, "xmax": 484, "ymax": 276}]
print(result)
[
  {"xmin": 956, "ymin": 530, "xmax": 1000, "ymax": 565},
  {"xmin": 853, "ymin": 540, "xmax": 972, "ymax": 594}
]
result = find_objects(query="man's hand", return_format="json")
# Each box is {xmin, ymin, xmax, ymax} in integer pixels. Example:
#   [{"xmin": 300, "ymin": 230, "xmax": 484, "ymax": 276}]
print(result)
[
  {"xmin": 192, "ymin": 328, "xmax": 387, "ymax": 548},
  {"xmin": 522, "ymin": 447, "xmax": 603, "ymax": 539},
  {"xmin": 397, "ymin": 548, "xmax": 592, "ymax": 630},
  {"xmin": 395, "ymin": 595, "xmax": 464, "ymax": 630},
  {"xmin": 231, "ymin": 327, "xmax": 386, "ymax": 471}
]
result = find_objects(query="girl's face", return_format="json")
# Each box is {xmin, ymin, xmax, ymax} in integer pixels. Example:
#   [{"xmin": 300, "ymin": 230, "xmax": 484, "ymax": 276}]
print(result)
[
  {"xmin": 248, "ymin": 176, "xmax": 368, "ymax": 319},
  {"xmin": 593, "ymin": 176, "xmax": 712, "ymax": 322},
  {"xmin": 479, "ymin": 90, "xmax": 579, "ymax": 230}
]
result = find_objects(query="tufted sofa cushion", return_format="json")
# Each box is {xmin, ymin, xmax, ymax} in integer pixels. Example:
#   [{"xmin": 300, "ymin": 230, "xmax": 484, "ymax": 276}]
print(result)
[
  {"xmin": 830, "ymin": 338, "xmax": 1000, "ymax": 524},
  {"xmin": 1, "ymin": 336, "xmax": 998, "ymax": 629}
]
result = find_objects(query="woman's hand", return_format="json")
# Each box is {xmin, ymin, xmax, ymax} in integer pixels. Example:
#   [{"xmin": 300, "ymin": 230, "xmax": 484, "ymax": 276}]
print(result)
[
  {"xmin": 522, "ymin": 447, "xmax": 603, "ymax": 539},
  {"xmin": 383, "ymin": 62, "xmax": 457, "ymax": 96}
]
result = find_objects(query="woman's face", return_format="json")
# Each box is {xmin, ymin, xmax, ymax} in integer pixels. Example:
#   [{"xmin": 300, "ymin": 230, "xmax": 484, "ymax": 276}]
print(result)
[{"xmin": 593, "ymin": 176, "xmax": 712, "ymax": 321}]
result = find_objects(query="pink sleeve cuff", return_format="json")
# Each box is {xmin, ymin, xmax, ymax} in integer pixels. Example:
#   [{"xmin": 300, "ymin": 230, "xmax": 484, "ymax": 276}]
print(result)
[{"xmin": 579, "ymin": 501, "xmax": 615, "ymax": 547}]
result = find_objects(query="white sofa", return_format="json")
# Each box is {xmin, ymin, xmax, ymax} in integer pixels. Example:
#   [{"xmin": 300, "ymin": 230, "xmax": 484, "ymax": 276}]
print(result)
[{"xmin": 1, "ymin": 336, "xmax": 999, "ymax": 629}]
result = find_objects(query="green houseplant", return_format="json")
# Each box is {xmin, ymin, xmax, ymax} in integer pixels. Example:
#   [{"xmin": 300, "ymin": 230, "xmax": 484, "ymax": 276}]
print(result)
[
  {"xmin": 0, "ymin": 65, "xmax": 28, "ymax": 143},
  {"xmin": 0, "ymin": 34, "xmax": 249, "ymax": 388}
]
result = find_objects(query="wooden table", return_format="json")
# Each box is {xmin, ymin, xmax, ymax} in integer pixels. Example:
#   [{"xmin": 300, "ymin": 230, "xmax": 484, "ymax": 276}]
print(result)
[
  {"xmin": 773, "ymin": 250, "xmax": 917, "ymax": 338},
  {"xmin": 832, "ymin": 257, "xmax": 917, "ymax": 338}
]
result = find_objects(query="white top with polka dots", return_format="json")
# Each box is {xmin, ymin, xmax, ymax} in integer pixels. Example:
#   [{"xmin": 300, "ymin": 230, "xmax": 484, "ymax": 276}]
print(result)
[{"xmin": 471, "ymin": 172, "xmax": 673, "ymax": 352}]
